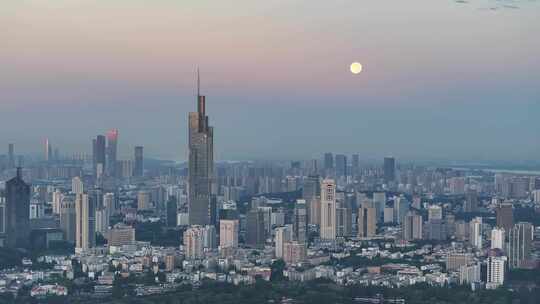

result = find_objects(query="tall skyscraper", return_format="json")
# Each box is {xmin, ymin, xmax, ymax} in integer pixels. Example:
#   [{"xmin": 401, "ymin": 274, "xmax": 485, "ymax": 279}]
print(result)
[
  {"xmin": 293, "ymin": 199, "xmax": 307, "ymax": 243},
  {"xmin": 75, "ymin": 193, "xmax": 96, "ymax": 251},
  {"xmin": 491, "ymin": 227, "xmax": 505, "ymax": 250},
  {"xmin": 302, "ymin": 175, "xmax": 320, "ymax": 225},
  {"xmin": 134, "ymin": 146, "xmax": 144, "ymax": 177},
  {"xmin": 60, "ymin": 195, "xmax": 76, "ymax": 243},
  {"xmin": 246, "ymin": 209, "xmax": 266, "ymax": 247},
  {"xmin": 487, "ymin": 255, "xmax": 507, "ymax": 289},
  {"xmin": 274, "ymin": 226, "xmax": 292, "ymax": 258},
  {"xmin": 335, "ymin": 154, "xmax": 347, "ymax": 177},
  {"xmin": 393, "ymin": 195, "xmax": 410, "ymax": 225},
  {"xmin": 93, "ymin": 135, "xmax": 106, "ymax": 179},
  {"xmin": 403, "ymin": 211, "xmax": 423, "ymax": 241},
  {"xmin": 383, "ymin": 157, "xmax": 396, "ymax": 183},
  {"xmin": 7, "ymin": 144, "xmax": 15, "ymax": 169},
  {"xmin": 358, "ymin": 205, "xmax": 376, "ymax": 238},
  {"xmin": 106, "ymin": 129, "xmax": 119, "ymax": 178},
  {"xmin": 469, "ymin": 217, "xmax": 483, "ymax": 250},
  {"xmin": 45, "ymin": 139, "xmax": 53, "ymax": 162},
  {"xmin": 320, "ymin": 179, "xmax": 336, "ymax": 240},
  {"xmin": 508, "ymin": 222, "xmax": 533, "ymax": 269},
  {"xmin": 351, "ymin": 154, "xmax": 359, "ymax": 176},
  {"xmin": 496, "ymin": 203, "xmax": 513, "ymax": 232},
  {"xmin": 71, "ymin": 176, "xmax": 84, "ymax": 195},
  {"xmin": 188, "ymin": 72, "xmax": 215, "ymax": 226},
  {"xmin": 323, "ymin": 153, "xmax": 334, "ymax": 172},
  {"xmin": 5, "ymin": 168, "xmax": 30, "ymax": 248},
  {"xmin": 166, "ymin": 197, "xmax": 178, "ymax": 227}
]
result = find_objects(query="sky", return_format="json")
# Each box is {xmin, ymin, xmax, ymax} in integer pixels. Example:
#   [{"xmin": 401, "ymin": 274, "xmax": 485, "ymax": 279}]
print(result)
[{"xmin": 1, "ymin": 0, "xmax": 539, "ymax": 162}]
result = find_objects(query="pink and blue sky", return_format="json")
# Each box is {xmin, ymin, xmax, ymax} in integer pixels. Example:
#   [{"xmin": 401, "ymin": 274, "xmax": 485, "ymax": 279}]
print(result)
[{"xmin": 1, "ymin": 0, "xmax": 539, "ymax": 161}]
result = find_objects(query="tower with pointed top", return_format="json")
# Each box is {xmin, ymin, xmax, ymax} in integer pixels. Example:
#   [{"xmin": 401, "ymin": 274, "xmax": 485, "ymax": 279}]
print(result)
[
  {"xmin": 188, "ymin": 70, "xmax": 215, "ymax": 226},
  {"xmin": 5, "ymin": 168, "xmax": 30, "ymax": 248}
]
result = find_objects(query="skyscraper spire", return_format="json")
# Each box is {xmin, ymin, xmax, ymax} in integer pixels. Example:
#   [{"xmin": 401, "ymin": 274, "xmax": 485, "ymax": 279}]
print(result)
[{"xmin": 197, "ymin": 67, "xmax": 200, "ymax": 97}]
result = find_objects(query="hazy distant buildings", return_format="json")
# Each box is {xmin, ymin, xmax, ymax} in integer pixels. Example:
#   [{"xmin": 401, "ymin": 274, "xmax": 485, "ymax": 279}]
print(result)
[
  {"xmin": 188, "ymin": 75, "xmax": 215, "ymax": 226},
  {"xmin": 320, "ymin": 179, "xmax": 336, "ymax": 240},
  {"xmin": 5, "ymin": 168, "xmax": 30, "ymax": 248}
]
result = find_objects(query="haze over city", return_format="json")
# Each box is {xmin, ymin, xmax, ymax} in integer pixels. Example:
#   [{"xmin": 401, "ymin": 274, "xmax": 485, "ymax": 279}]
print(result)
[{"xmin": 1, "ymin": 0, "xmax": 539, "ymax": 161}]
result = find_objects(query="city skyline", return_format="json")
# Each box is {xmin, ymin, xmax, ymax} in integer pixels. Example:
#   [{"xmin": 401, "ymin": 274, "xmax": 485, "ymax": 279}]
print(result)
[{"xmin": 1, "ymin": 1, "xmax": 539, "ymax": 161}]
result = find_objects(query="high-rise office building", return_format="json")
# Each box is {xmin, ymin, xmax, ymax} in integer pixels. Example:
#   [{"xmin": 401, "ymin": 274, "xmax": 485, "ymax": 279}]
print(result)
[
  {"xmin": 496, "ymin": 203, "xmax": 513, "ymax": 232},
  {"xmin": 60, "ymin": 195, "xmax": 76, "ymax": 243},
  {"xmin": 393, "ymin": 195, "xmax": 410, "ymax": 225},
  {"xmin": 274, "ymin": 226, "xmax": 291, "ymax": 259},
  {"xmin": 491, "ymin": 227, "xmax": 505, "ymax": 250},
  {"xmin": 5, "ymin": 168, "xmax": 30, "ymax": 248},
  {"xmin": 293, "ymin": 199, "xmax": 307, "ymax": 243},
  {"xmin": 508, "ymin": 222, "xmax": 533, "ymax": 269},
  {"xmin": 133, "ymin": 146, "xmax": 144, "ymax": 177},
  {"xmin": 106, "ymin": 129, "xmax": 119, "ymax": 178},
  {"xmin": 403, "ymin": 211, "xmax": 423, "ymax": 241},
  {"xmin": 428, "ymin": 205, "xmax": 443, "ymax": 222},
  {"xmin": 383, "ymin": 157, "xmax": 395, "ymax": 183},
  {"xmin": 487, "ymin": 255, "xmax": 507, "ymax": 289},
  {"xmin": 107, "ymin": 223, "xmax": 135, "ymax": 246},
  {"xmin": 52, "ymin": 189, "xmax": 63, "ymax": 215},
  {"xmin": 45, "ymin": 139, "xmax": 52, "ymax": 162},
  {"xmin": 372, "ymin": 192, "xmax": 386, "ymax": 220},
  {"xmin": 137, "ymin": 190, "xmax": 152, "ymax": 210},
  {"xmin": 469, "ymin": 217, "xmax": 483, "ymax": 250},
  {"xmin": 166, "ymin": 198, "xmax": 178, "ymax": 227},
  {"xmin": 183, "ymin": 225, "xmax": 205, "ymax": 260},
  {"xmin": 246, "ymin": 209, "xmax": 266, "ymax": 247},
  {"xmin": 283, "ymin": 241, "xmax": 307, "ymax": 265},
  {"xmin": 188, "ymin": 73, "xmax": 215, "ymax": 226},
  {"xmin": 202, "ymin": 225, "xmax": 217, "ymax": 249},
  {"xmin": 323, "ymin": 153, "xmax": 334, "ymax": 171},
  {"xmin": 358, "ymin": 205, "xmax": 376, "ymax": 238},
  {"xmin": 219, "ymin": 219, "xmax": 239, "ymax": 249},
  {"xmin": 71, "ymin": 176, "xmax": 84, "ymax": 195},
  {"xmin": 7, "ymin": 144, "xmax": 15, "ymax": 169},
  {"xmin": 320, "ymin": 179, "xmax": 336, "ymax": 240},
  {"xmin": 464, "ymin": 190, "xmax": 478, "ymax": 212},
  {"xmin": 351, "ymin": 154, "xmax": 359, "ymax": 176},
  {"xmin": 335, "ymin": 154, "xmax": 347, "ymax": 177},
  {"xmin": 302, "ymin": 175, "xmax": 320, "ymax": 225},
  {"xmin": 93, "ymin": 135, "xmax": 106, "ymax": 179},
  {"xmin": 75, "ymin": 193, "xmax": 96, "ymax": 251}
]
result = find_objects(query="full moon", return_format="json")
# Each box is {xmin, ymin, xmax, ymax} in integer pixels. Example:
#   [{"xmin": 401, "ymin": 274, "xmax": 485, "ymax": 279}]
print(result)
[{"xmin": 350, "ymin": 62, "xmax": 363, "ymax": 74}]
